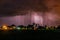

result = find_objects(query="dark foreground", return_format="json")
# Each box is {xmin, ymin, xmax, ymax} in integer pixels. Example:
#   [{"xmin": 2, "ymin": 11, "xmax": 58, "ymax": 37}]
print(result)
[{"xmin": 0, "ymin": 30, "xmax": 60, "ymax": 40}]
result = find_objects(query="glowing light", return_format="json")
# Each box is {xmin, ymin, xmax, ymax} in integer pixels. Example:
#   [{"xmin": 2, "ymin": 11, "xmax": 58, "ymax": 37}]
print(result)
[
  {"xmin": 55, "ymin": 26, "xmax": 58, "ymax": 28},
  {"xmin": 2, "ymin": 25, "xmax": 8, "ymax": 30},
  {"xmin": 13, "ymin": 26, "xmax": 16, "ymax": 29},
  {"xmin": 46, "ymin": 27, "xmax": 49, "ymax": 30},
  {"xmin": 32, "ymin": 13, "xmax": 43, "ymax": 25},
  {"xmin": 17, "ymin": 27, "xmax": 20, "ymax": 30},
  {"xmin": 34, "ymin": 16, "xmax": 40, "ymax": 21}
]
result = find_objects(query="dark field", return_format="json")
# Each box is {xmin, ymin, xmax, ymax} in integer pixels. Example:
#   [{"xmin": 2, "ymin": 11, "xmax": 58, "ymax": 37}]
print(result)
[{"xmin": 0, "ymin": 30, "xmax": 60, "ymax": 40}]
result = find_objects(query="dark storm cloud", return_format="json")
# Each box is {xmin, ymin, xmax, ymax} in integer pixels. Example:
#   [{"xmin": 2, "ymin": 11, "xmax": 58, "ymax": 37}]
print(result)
[
  {"xmin": 0, "ymin": 0, "xmax": 17, "ymax": 16},
  {"xmin": 0, "ymin": 0, "xmax": 49, "ymax": 16},
  {"xmin": 0, "ymin": 0, "xmax": 60, "ymax": 16}
]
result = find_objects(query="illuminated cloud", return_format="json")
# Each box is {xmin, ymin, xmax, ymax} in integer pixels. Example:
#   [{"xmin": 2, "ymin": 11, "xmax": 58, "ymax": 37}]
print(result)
[
  {"xmin": 0, "ymin": 0, "xmax": 59, "ymax": 26},
  {"xmin": 45, "ymin": 12, "xmax": 60, "ymax": 26},
  {"xmin": 31, "ymin": 12, "xmax": 43, "ymax": 26}
]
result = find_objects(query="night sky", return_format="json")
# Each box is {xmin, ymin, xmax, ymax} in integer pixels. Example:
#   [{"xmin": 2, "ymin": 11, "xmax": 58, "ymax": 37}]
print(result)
[
  {"xmin": 0, "ymin": 0, "xmax": 60, "ymax": 16},
  {"xmin": 0, "ymin": 0, "xmax": 60, "ymax": 26}
]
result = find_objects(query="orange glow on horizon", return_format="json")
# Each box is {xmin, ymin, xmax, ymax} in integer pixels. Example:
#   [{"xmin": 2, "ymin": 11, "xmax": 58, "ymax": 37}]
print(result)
[{"xmin": 2, "ymin": 25, "xmax": 8, "ymax": 30}]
